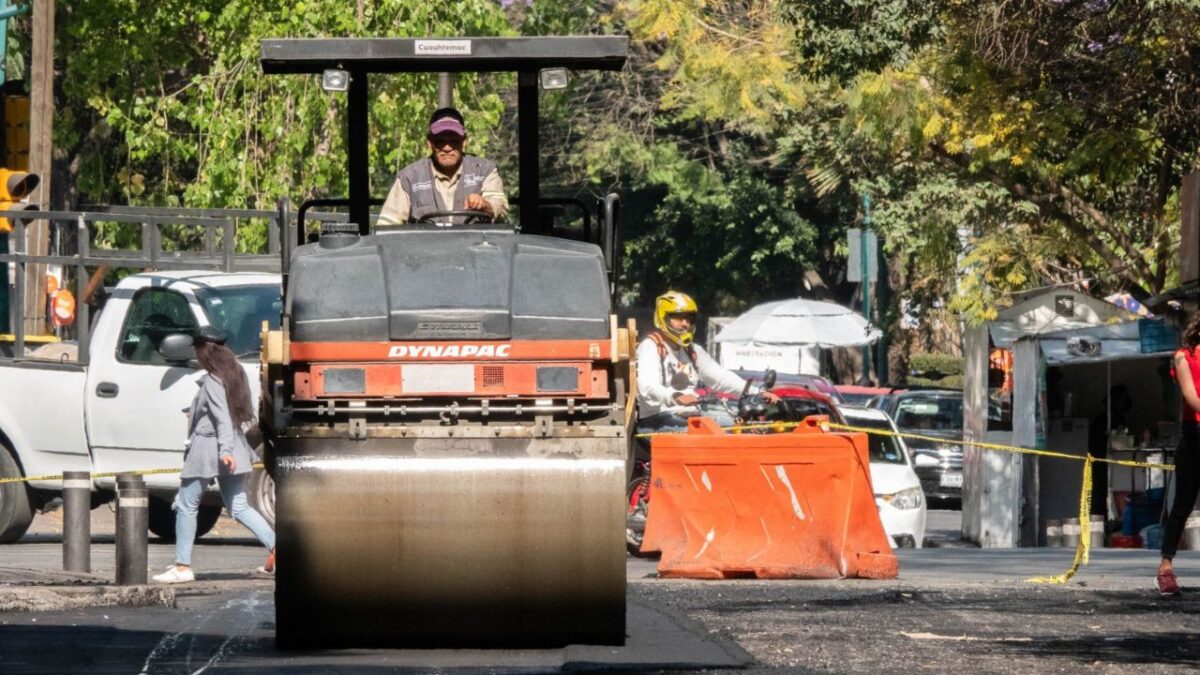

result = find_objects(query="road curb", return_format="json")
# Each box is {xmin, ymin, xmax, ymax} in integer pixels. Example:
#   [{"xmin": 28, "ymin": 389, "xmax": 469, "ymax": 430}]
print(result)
[
  {"xmin": 923, "ymin": 537, "xmax": 981, "ymax": 549},
  {"xmin": 0, "ymin": 584, "xmax": 175, "ymax": 612}
]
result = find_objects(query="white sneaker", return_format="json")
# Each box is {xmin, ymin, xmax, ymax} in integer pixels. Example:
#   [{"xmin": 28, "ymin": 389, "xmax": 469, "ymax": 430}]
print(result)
[{"xmin": 152, "ymin": 565, "xmax": 195, "ymax": 584}]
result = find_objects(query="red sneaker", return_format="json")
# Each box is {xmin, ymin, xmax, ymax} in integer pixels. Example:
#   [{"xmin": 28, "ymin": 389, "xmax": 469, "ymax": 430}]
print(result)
[
  {"xmin": 257, "ymin": 548, "xmax": 275, "ymax": 575},
  {"xmin": 1156, "ymin": 570, "xmax": 1181, "ymax": 597}
]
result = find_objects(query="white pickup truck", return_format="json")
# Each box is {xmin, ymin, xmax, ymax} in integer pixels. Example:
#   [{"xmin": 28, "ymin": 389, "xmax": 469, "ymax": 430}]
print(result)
[
  {"xmin": 0, "ymin": 205, "xmax": 288, "ymax": 540},
  {"xmin": 0, "ymin": 270, "xmax": 281, "ymax": 543}
]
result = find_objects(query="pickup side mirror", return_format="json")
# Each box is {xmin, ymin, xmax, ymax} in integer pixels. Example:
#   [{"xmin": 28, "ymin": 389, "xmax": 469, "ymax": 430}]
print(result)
[{"xmin": 159, "ymin": 333, "xmax": 197, "ymax": 365}]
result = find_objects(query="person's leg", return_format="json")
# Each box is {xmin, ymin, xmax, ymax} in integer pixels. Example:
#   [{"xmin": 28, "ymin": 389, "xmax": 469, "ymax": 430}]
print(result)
[
  {"xmin": 636, "ymin": 412, "xmax": 690, "ymax": 435},
  {"xmin": 218, "ymin": 474, "xmax": 276, "ymax": 552},
  {"xmin": 1161, "ymin": 422, "xmax": 1199, "ymax": 571},
  {"xmin": 173, "ymin": 478, "xmax": 204, "ymax": 568},
  {"xmin": 708, "ymin": 411, "xmax": 736, "ymax": 428}
]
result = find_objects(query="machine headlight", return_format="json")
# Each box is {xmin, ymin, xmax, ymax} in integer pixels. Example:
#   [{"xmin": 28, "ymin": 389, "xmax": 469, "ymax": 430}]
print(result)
[{"xmin": 880, "ymin": 486, "xmax": 924, "ymax": 510}]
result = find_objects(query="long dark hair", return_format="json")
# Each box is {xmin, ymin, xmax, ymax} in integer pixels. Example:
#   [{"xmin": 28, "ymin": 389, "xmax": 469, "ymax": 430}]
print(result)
[
  {"xmin": 195, "ymin": 341, "xmax": 255, "ymax": 430},
  {"xmin": 1183, "ymin": 311, "xmax": 1200, "ymax": 352}
]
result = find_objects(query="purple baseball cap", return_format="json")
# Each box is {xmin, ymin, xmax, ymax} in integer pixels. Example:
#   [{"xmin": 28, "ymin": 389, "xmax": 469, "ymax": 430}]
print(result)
[{"xmin": 429, "ymin": 116, "xmax": 466, "ymax": 137}]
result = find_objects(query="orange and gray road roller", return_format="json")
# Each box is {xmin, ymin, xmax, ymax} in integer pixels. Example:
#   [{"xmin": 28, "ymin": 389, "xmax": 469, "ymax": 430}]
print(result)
[{"xmin": 257, "ymin": 36, "xmax": 635, "ymax": 648}]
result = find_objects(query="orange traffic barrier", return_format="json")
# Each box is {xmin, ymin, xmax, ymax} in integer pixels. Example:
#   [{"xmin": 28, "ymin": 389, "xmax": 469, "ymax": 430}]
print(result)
[{"xmin": 640, "ymin": 416, "xmax": 898, "ymax": 580}]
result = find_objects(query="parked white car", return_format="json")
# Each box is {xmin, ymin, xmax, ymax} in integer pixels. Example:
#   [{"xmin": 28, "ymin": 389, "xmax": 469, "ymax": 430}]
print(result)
[{"xmin": 840, "ymin": 404, "xmax": 927, "ymax": 548}]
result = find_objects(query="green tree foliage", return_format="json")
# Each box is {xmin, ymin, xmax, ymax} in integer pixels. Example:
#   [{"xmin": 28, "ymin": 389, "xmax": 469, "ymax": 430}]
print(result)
[
  {"xmin": 782, "ymin": 0, "xmax": 944, "ymax": 82},
  {"xmin": 907, "ymin": 352, "xmax": 963, "ymax": 388},
  {"xmin": 21, "ymin": 0, "xmax": 1200, "ymax": 340},
  {"xmin": 796, "ymin": 0, "xmax": 1200, "ymax": 316},
  {"xmin": 616, "ymin": 0, "xmax": 1200, "ymax": 332},
  {"xmin": 44, "ymin": 1, "xmax": 512, "ymax": 249}
]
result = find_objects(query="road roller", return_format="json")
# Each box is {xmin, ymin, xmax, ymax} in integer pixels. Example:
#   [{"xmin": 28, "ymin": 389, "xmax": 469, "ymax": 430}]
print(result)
[{"xmin": 257, "ymin": 37, "xmax": 634, "ymax": 648}]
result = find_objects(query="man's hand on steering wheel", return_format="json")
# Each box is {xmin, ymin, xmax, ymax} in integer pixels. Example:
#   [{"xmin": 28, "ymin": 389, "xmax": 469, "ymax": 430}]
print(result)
[{"xmin": 464, "ymin": 193, "xmax": 494, "ymax": 218}]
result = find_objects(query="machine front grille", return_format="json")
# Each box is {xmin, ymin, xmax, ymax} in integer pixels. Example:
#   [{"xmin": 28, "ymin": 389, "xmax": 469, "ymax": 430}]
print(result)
[{"xmin": 482, "ymin": 366, "xmax": 505, "ymax": 388}]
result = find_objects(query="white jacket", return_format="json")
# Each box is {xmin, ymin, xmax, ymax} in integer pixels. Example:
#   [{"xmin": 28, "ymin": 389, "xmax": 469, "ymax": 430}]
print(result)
[{"xmin": 636, "ymin": 334, "xmax": 747, "ymax": 418}]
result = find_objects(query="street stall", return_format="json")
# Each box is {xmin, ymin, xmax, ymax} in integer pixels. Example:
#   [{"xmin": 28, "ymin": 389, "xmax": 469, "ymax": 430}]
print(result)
[
  {"xmin": 962, "ymin": 288, "xmax": 1139, "ymax": 547},
  {"xmin": 1034, "ymin": 320, "xmax": 1179, "ymax": 547}
]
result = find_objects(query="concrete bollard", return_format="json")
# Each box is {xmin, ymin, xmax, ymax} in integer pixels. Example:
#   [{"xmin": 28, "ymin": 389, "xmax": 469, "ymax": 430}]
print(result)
[
  {"xmin": 115, "ymin": 485, "xmax": 149, "ymax": 585},
  {"xmin": 62, "ymin": 471, "xmax": 92, "ymax": 573},
  {"xmin": 1044, "ymin": 519, "xmax": 1062, "ymax": 548}
]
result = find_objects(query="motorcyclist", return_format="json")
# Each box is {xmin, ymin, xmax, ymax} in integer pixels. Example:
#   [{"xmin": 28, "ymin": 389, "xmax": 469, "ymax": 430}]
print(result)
[{"xmin": 636, "ymin": 290, "xmax": 779, "ymax": 433}]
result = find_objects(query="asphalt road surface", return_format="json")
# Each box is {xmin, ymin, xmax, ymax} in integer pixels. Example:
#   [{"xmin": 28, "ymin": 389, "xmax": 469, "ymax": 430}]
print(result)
[{"xmin": 4, "ymin": 508, "xmax": 1200, "ymax": 673}]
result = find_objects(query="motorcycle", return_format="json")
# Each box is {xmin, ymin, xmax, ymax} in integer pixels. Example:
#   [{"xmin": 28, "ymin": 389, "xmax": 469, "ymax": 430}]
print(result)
[{"xmin": 626, "ymin": 370, "xmax": 783, "ymax": 556}]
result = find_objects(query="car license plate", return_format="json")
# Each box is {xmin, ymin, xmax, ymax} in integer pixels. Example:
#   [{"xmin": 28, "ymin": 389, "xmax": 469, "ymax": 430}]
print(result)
[{"xmin": 940, "ymin": 472, "xmax": 963, "ymax": 488}]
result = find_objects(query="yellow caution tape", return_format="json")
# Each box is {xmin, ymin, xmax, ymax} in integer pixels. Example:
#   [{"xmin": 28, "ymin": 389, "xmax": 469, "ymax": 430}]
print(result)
[
  {"xmin": 0, "ymin": 462, "xmax": 267, "ymax": 485},
  {"xmin": 1027, "ymin": 456, "xmax": 1094, "ymax": 585}
]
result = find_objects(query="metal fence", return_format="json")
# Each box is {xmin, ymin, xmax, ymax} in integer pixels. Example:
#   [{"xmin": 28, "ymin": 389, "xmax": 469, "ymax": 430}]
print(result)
[{"xmin": 0, "ymin": 202, "xmax": 346, "ymax": 365}]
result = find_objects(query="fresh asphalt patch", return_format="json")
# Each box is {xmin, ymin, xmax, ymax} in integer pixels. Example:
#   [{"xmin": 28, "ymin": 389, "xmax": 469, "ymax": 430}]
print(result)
[
  {"xmin": 6, "ymin": 531, "xmax": 1200, "ymax": 673},
  {"xmin": 0, "ymin": 588, "xmax": 752, "ymax": 673},
  {"xmin": 632, "ymin": 581, "xmax": 1200, "ymax": 673}
]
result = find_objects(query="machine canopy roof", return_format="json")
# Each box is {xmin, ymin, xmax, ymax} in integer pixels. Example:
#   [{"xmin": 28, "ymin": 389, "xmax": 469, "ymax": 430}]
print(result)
[{"xmin": 260, "ymin": 36, "xmax": 628, "ymax": 74}]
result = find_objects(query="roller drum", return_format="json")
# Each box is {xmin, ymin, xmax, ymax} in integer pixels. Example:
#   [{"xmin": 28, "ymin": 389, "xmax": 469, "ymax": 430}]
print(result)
[{"xmin": 274, "ymin": 432, "xmax": 627, "ymax": 648}]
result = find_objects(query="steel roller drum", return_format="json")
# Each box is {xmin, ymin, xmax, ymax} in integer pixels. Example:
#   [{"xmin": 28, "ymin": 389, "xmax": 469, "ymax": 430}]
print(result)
[{"xmin": 273, "ymin": 429, "xmax": 627, "ymax": 648}]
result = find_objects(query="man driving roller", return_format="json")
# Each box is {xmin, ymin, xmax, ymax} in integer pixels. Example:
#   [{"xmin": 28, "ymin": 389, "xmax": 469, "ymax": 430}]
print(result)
[{"xmin": 378, "ymin": 107, "xmax": 509, "ymax": 225}]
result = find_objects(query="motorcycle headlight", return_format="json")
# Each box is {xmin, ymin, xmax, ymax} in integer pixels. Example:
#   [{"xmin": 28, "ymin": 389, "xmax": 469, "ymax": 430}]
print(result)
[{"xmin": 879, "ymin": 486, "xmax": 924, "ymax": 510}]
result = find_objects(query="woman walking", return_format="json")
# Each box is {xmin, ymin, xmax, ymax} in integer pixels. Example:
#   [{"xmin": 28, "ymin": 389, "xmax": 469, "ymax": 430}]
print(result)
[
  {"xmin": 154, "ymin": 326, "xmax": 275, "ymax": 583},
  {"xmin": 1158, "ymin": 311, "xmax": 1200, "ymax": 596}
]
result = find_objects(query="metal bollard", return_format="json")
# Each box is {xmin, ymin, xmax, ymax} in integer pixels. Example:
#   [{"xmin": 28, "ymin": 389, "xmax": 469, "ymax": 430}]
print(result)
[
  {"xmin": 116, "ymin": 485, "xmax": 149, "ymax": 585},
  {"xmin": 1181, "ymin": 511, "xmax": 1200, "ymax": 551},
  {"xmin": 114, "ymin": 473, "xmax": 144, "ymax": 574},
  {"xmin": 62, "ymin": 471, "xmax": 92, "ymax": 573},
  {"xmin": 1061, "ymin": 517, "xmax": 1081, "ymax": 549},
  {"xmin": 1043, "ymin": 519, "xmax": 1062, "ymax": 548},
  {"xmin": 1089, "ymin": 514, "xmax": 1106, "ymax": 549}
]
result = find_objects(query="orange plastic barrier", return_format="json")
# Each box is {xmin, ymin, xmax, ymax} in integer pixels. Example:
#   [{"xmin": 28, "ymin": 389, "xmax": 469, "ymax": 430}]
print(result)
[{"xmin": 641, "ymin": 416, "xmax": 898, "ymax": 580}]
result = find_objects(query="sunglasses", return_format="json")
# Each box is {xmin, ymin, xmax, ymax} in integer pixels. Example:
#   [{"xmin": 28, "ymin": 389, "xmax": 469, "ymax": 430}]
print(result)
[{"xmin": 428, "ymin": 134, "xmax": 465, "ymax": 148}]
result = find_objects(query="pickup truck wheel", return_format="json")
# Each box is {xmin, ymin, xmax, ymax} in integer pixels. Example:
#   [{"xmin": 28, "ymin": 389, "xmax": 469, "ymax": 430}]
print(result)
[
  {"xmin": 247, "ymin": 468, "xmax": 275, "ymax": 528},
  {"xmin": 148, "ymin": 495, "xmax": 222, "ymax": 541},
  {"xmin": 0, "ymin": 446, "xmax": 33, "ymax": 543}
]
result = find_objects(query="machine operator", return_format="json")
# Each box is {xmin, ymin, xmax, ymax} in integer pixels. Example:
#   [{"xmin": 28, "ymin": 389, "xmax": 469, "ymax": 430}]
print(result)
[{"xmin": 378, "ymin": 107, "xmax": 509, "ymax": 225}]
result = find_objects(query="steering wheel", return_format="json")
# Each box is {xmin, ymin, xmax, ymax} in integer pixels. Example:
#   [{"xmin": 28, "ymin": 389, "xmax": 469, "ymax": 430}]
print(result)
[{"xmin": 417, "ymin": 209, "xmax": 493, "ymax": 225}]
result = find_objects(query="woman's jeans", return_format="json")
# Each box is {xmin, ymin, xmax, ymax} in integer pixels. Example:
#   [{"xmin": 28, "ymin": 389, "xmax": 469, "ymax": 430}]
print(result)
[
  {"xmin": 636, "ymin": 410, "xmax": 736, "ymax": 435},
  {"xmin": 1163, "ymin": 421, "xmax": 1200, "ymax": 561},
  {"xmin": 174, "ymin": 474, "xmax": 275, "ymax": 566}
]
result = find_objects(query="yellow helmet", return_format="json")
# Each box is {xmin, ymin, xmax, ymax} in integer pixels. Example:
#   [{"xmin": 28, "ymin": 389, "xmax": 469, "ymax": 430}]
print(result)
[{"xmin": 654, "ymin": 290, "xmax": 699, "ymax": 347}]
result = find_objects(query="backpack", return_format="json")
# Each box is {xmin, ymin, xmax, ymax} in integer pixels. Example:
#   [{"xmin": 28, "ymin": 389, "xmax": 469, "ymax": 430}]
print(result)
[{"xmin": 647, "ymin": 331, "xmax": 696, "ymax": 387}]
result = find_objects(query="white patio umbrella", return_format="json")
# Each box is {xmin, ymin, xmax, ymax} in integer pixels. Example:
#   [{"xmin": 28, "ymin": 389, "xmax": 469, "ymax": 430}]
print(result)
[{"xmin": 714, "ymin": 298, "xmax": 881, "ymax": 348}]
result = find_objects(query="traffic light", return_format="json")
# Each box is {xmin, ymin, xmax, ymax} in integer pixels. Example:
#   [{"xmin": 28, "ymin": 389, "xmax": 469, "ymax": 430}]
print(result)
[{"xmin": 0, "ymin": 168, "xmax": 38, "ymax": 233}]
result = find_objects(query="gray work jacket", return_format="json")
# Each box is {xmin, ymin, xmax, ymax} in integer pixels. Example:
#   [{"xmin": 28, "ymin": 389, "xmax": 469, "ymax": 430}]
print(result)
[
  {"xmin": 397, "ymin": 155, "xmax": 498, "ymax": 222},
  {"xmin": 181, "ymin": 374, "xmax": 255, "ymax": 479}
]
